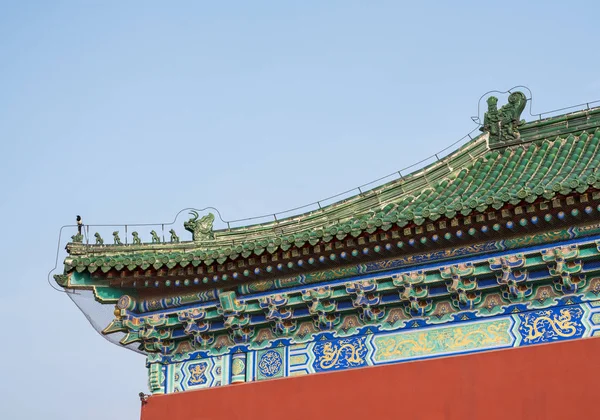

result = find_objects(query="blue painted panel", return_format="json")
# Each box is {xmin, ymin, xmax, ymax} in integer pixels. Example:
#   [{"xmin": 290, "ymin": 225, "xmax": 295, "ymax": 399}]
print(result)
[
  {"xmin": 517, "ymin": 306, "xmax": 585, "ymax": 345},
  {"xmin": 312, "ymin": 336, "xmax": 369, "ymax": 372}
]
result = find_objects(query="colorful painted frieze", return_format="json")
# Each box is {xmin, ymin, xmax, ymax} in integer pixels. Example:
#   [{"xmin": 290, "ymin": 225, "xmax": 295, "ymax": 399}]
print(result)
[
  {"xmin": 157, "ymin": 301, "xmax": 598, "ymax": 393},
  {"xmin": 54, "ymin": 94, "xmax": 600, "ymax": 397}
]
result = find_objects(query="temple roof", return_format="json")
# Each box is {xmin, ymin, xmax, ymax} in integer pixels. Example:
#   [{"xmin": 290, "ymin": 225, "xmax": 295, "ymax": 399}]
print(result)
[{"xmin": 62, "ymin": 98, "xmax": 600, "ymax": 279}]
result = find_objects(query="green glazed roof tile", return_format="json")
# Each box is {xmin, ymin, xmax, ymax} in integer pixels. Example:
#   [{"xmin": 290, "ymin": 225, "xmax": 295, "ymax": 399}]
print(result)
[{"xmin": 65, "ymin": 106, "xmax": 600, "ymax": 273}]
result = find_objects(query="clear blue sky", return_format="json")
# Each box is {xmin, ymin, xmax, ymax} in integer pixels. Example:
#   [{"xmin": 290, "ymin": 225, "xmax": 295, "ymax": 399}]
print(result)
[{"xmin": 1, "ymin": 1, "xmax": 599, "ymax": 418}]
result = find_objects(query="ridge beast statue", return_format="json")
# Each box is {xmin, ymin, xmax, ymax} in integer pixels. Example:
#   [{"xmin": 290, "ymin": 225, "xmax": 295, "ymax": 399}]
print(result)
[
  {"xmin": 150, "ymin": 230, "xmax": 161, "ymax": 244},
  {"xmin": 184, "ymin": 211, "xmax": 215, "ymax": 241},
  {"xmin": 131, "ymin": 231, "xmax": 142, "ymax": 245},
  {"xmin": 481, "ymin": 91, "xmax": 527, "ymax": 145}
]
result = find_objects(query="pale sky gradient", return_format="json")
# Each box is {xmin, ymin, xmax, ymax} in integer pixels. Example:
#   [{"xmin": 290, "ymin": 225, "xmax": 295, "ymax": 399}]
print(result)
[{"xmin": 1, "ymin": 1, "xmax": 600, "ymax": 419}]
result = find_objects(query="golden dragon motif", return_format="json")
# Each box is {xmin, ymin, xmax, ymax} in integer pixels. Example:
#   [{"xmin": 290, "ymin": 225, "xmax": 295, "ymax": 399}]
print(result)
[
  {"xmin": 374, "ymin": 320, "xmax": 511, "ymax": 360},
  {"xmin": 188, "ymin": 363, "xmax": 207, "ymax": 385},
  {"xmin": 522, "ymin": 308, "xmax": 577, "ymax": 341},
  {"xmin": 319, "ymin": 340, "xmax": 365, "ymax": 370}
]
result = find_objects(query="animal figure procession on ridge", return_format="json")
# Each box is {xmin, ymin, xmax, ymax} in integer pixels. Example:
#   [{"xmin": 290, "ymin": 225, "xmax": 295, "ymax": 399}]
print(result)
[{"xmin": 70, "ymin": 211, "xmax": 214, "ymax": 245}]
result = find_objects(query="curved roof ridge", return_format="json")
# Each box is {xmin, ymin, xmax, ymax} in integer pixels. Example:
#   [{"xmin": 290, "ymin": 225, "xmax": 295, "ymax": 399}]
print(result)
[
  {"xmin": 214, "ymin": 104, "xmax": 600, "ymax": 237},
  {"xmin": 210, "ymin": 108, "xmax": 600, "ymax": 241},
  {"xmin": 213, "ymin": 134, "xmax": 489, "ymax": 240},
  {"xmin": 64, "ymin": 104, "xmax": 600, "ymax": 276}
]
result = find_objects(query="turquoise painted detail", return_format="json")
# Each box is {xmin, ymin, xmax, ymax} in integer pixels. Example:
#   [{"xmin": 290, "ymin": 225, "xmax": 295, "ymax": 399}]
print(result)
[
  {"xmin": 154, "ymin": 301, "xmax": 599, "ymax": 393},
  {"xmin": 257, "ymin": 349, "xmax": 284, "ymax": 380}
]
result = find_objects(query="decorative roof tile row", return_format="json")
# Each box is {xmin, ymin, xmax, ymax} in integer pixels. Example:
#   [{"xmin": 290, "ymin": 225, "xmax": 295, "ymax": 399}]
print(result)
[
  {"xmin": 101, "ymin": 238, "xmax": 600, "ymax": 355},
  {"xmin": 65, "ymin": 123, "xmax": 600, "ymax": 273}
]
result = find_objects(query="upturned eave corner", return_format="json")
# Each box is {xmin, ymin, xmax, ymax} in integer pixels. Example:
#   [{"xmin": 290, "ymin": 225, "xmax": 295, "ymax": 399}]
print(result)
[
  {"xmin": 51, "ymin": 89, "xmax": 600, "ymax": 398},
  {"xmin": 55, "ymin": 92, "xmax": 600, "ymax": 286},
  {"xmin": 53, "ymin": 273, "xmax": 69, "ymax": 287}
]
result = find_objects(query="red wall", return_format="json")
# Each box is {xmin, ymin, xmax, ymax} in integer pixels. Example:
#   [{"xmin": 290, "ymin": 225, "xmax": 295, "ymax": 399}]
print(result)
[{"xmin": 141, "ymin": 338, "xmax": 600, "ymax": 420}]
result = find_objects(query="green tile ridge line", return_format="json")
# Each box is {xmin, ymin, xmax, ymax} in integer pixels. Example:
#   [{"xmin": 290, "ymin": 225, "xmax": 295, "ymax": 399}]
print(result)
[
  {"xmin": 509, "ymin": 107, "xmax": 600, "ymax": 145},
  {"xmin": 62, "ymin": 107, "xmax": 600, "ymax": 272},
  {"xmin": 211, "ymin": 106, "xmax": 600, "ymax": 237},
  {"xmin": 215, "ymin": 137, "xmax": 489, "ymax": 238}
]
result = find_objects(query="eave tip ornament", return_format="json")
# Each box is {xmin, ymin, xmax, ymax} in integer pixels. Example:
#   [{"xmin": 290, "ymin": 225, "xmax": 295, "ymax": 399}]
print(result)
[
  {"xmin": 184, "ymin": 211, "xmax": 215, "ymax": 242},
  {"xmin": 481, "ymin": 91, "xmax": 527, "ymax": 147}
]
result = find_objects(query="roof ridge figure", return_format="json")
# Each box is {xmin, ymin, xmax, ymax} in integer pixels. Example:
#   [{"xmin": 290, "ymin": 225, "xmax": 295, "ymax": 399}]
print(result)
[{"xmin": 481, "ymin": 91, "xmax": 527, "ymax": 146}]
